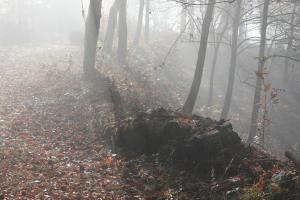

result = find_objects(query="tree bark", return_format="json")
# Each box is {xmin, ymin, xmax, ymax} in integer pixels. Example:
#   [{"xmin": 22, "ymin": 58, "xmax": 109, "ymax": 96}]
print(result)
[
  {"xmin": 83, "ymin": 0, "xmax": 102, "ymax": 77},
  {"xmin": 182, "ymin": 0, "xmax": 216, "ymax": 113},
  {"xmin": 103, "ymin": 0, "xmax": 118, "ymax": 54},
  {"xmin": 145, "ymin": 0, "xmax": 150, "ymax": 43},
  {"xmin": 247, "ymin": 0, "xmax": 270, "ymax": 144},
  {"xmin": 133, "ymin": 0, "xmax": 145, "ymax": 46},
  {"xmin": 220, "ymin": 0, "xmax": 242, "ymax": 119},
  {"xmin": 117, "ymin": 0, "xmax": 127, "ymax": 65}
]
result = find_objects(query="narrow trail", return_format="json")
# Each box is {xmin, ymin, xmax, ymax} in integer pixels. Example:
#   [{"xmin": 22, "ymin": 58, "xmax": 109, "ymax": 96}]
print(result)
[
  {"xmin": 0, "ymin": 46, "xmax": 140, "ymax": 199},
  {"xmin": 0, "ymin": 46, "xmax": 212, "ymax": 200}
]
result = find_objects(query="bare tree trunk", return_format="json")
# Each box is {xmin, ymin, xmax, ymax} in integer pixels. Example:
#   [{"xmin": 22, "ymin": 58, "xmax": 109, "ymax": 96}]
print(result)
[
  {"xmin": 145, "ymin": 0, "xmax": 150, "ymax": 43},
  {"xmin": 220, "ymin": 0, "xmax": 242, "ymax": 119},
  {"xmin": 189, "ymin": 0, "xmax": 195, "ymax": 36},
  {"xmin": 83, "ymin": 0, "xmax": 102, "ymax": 77},
  {"xmin": 284, "ymin": 2, "xmax": 297, "ymax": 81},
  {"xmin": 247, "ymin": 0, "xmax": 270, "ymax": 144},
  {"xmin": 133, "ymin": 0, "xmax": 145, "ymax": 45},
  {"xmin": 103, "ymin": 0, "xmax": 118, "ymax": 54},
  {"xmin": 181, "ymin": 0, "xmax": 187, "ymax": 33},
  {"xmin": 207, "ymin": 10, "xmax": 229, "ymax": 107},
  {"xmin": 188, "ymin": 1, "xmax": 195, "ymax": 37},
  {"xmin": 182, "ymin": 0, "xmax": 216, "ymax": 114},
  {"xmin": 117, "ymin": 0, "xmax": 127, "ymax": 65}
]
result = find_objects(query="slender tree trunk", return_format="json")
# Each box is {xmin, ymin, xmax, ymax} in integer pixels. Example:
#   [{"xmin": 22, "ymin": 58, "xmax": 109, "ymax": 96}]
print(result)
[
  {"xmin": 284, "ymin": 2, "xmax": 297, "ymax": 81},
  {"xmin": 220, "ymin": 0, "xmax": 242, "ymax": 119},
  {"xmin": 247, "ymin": 0, "xmax": 270, "ymax": 144},
  {"xmin": 266, "ymin": 23, "xmax": 279, "ymax": 71},
  {"xmin": 207, "ymin": 45, "xmax": 220, "ymax": 107},
  {"xmin": 239, "ymin": 16, "xmax": 247, "ymax": 41},
  {"xmin": 207, "ymin": 12, "xmax": 229, "ymax": 107},
  {"xmin": 145, "ymin": 0, "xmax": 150, "ymax": 43},
  {"xmin": 117, "ymin": 0, "xmax": 127, "ymax": 65},
  {"xmin": 83, "ymin": 0, "xmax": 102, "ymax": 77},
  {"xmin": 182, "ymin": 0, "xmax": 216, "ymax": 113},
  {"xmin": 189, "ymin": 1, "xmax": 195, "ymax": 36},
  {"xmin": 133, "ymin": 0, "xmax": 145, "ymax": 45},
  {"xmin": 103, "ymin": 0, "xmax": 118, "ymax": 54},
  {"xmin": 181, "ymin": 0, "xmax": 187, "ymax": 33}
]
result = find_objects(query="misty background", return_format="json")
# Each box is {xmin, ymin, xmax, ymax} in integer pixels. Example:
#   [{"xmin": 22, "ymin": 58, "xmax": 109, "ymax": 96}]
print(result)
[{"xmin": 0, "ymin": 0, "xmax": 299, "ymax": 155}]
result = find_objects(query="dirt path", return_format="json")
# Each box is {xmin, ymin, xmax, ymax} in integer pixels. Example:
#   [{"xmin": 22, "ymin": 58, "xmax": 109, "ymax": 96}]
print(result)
[
  {"xmin": 0, "ymin": 46, "xmax": 143, "ymax": 199},
  {"xmin": 0, "ymin": 45, "xmax": 237, "ymax": 200}
]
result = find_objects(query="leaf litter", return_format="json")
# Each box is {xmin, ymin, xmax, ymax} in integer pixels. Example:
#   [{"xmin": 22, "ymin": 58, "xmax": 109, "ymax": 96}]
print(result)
[{"xmin": 0, "ymin": 46, "xmax": 300, "ymax": 200}]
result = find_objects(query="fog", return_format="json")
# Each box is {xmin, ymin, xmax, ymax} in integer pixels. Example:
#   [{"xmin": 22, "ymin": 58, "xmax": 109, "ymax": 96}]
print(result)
[
  {"xmin": 0, "ymin": 0, "xmax": 185, "ymax": 43},
  {"xmin": 0, "ymin": 0, "xmax": 300, "ymax": 199}
]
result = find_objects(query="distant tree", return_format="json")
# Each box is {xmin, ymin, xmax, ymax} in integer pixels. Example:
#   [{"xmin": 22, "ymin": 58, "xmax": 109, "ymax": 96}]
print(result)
[
  {"xmin": 182, "ymin": 0, "xmax": 216, "ymax": 113},
  {"xmin": 220, "ymin": 0, "xmax": 243, "ymax": 119},
  {"xmin": 145, "ymin": 0, "xmax": 150, "ymax": 43},
  {"xmin": 188, "ymin": 0, "xmax": 195, "ymax": 37},
  {"xmin": 83, "ymin": 0, "xmax": 102, "ymax": 77},
  {"xmin": 181, "ymin": 0, "xmax": 187, "ymax": 33},
  {"xmin": 133, "ymin": 0, "xmax": 145, "ymax": 46},
  {"xmin": 207, "ymin": 5, "xmax": 229, "ymax": 107},
  {"xmin": 103, "ymin": 0, "xmax": 119, "ymax": 54},
  {"xmin": 284, "ymin": 1, "xmax": 297, "ymax": 81},
  {"xmin": 117, "ymin": 0, "xmax": 128, "ymax": 65},
  {"xmin": 247, "ymin": 0, "xmax": 270, "ymax": 144}
]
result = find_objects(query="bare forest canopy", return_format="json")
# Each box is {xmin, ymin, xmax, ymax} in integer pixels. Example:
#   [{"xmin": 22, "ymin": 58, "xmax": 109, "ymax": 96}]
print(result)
[{"xmin": 0, "ymin": 0, "xmax": 300, "ymax": 199}]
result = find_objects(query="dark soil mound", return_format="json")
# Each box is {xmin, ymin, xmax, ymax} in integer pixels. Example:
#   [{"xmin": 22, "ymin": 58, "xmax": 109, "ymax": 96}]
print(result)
[
  {"xmin": 116, "ymin": 108, "xmax": 241, "ymax": 174},
  {"xmin": 114, "ymin": 108, "xmax": 300, "ymax": 199}
]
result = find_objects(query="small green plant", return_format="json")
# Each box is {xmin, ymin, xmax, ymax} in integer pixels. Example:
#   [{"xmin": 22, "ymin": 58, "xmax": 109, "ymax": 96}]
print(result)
[{"xmin": 240, "ymin": 186, "xmax": 267, "ymax": 200}]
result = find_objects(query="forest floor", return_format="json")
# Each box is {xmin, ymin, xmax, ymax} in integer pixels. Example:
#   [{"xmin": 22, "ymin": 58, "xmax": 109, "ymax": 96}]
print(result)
[
  {"xmin": 0, "ymin": 45, "xmax": 214, "ymax": 199},
  {"xmin": 0, "ymin": 45, "xmax": 299, "ymax": 199}
]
